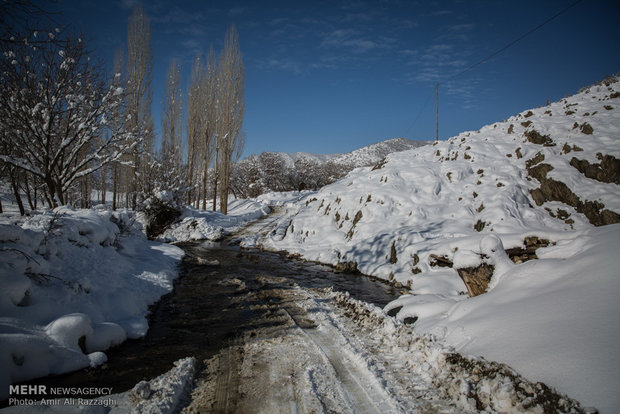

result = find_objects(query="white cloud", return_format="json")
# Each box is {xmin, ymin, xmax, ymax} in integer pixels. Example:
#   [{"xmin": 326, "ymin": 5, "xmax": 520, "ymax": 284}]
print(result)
[
  {"xmin": 321, "ymin": 29, "xmax": 394, "ymax": 54},
  {"xmin": 119, "ymin": 0, "xmax": 143, "ymax": 10},
  {"xmin": 228, "ymin": 6, "xmax": 247, "ymax": 16},
  {"xmin": 449, "ymin": 23, "xmax": 475, "ymax": 32},
  {"xmin": 255, "ymin": 57, "xmax": 303, "ymax": 75}
]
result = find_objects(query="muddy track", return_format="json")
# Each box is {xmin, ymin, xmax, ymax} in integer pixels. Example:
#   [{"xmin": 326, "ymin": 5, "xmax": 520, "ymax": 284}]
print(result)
[
  {"xmin": 181, "ymin": 276, "xmax": 459, "ymax": 414},
  {"xmin": 212, "ymin": 345, "xmax": 243, "ymax": 413},
  {"xmin": 290, "ymin": 311, "xmax": 400, "ymax": 414}
]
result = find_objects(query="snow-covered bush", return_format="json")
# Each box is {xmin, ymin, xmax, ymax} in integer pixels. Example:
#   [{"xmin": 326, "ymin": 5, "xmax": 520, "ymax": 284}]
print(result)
[{"xmin": 140, "ymin": 191, "xmax": 183, "ymax": 239}]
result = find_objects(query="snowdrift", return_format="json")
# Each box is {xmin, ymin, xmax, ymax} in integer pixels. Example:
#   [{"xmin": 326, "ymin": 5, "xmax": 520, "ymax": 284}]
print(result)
[
  {"xmin": 0, "ymin": 207, "xmax": 184, "ymax": 400},
  {"xmin": 260, "ymin": 76, "xmax": 620, "ymax": 412},
  {"xmin": 156, "ymin": 198, "xmax": 271, "ymax": 243}
]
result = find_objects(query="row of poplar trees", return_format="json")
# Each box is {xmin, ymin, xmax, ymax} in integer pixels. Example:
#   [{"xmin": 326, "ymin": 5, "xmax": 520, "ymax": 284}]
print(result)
[
  {"xmin": 109, "ymin": 7, "xmax": 245, "ymax": 215},
  {"xmin": 0, "ymin": 2, "xmax": 244, "ymax": 215}
]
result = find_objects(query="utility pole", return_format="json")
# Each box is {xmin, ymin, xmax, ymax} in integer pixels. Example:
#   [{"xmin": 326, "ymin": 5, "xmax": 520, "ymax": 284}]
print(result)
[{"xmin": 435, "ymin": 83, "xmax": 439, "ymax": 142}]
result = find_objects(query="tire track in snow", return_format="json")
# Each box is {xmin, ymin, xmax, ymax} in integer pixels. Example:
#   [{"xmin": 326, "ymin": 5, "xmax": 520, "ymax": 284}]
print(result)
[{"xmin": 284, "ymin": 308, "xmax": 401, "ymax": 414}]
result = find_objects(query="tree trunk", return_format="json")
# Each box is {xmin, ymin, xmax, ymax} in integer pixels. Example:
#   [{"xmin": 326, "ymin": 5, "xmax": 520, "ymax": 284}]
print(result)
[
  {"xmin": 24, "ymin": 174, "xmax": 35, "ymax": 210},
  {"xmin": 54, "ymin": 178, "xmax": 65, "ymax": 206},
  {"xmin": 44, "ymin": 177, "xmax": 57, "ymax": 208},
  {"xmin": 186, "ymin": 159, "xmax": 194, "ymax": 207},
  {"xmin": 201, "ymin": 169, "xmax": 208, "ymax": 210},
  {"xmin": 212, "ymin": 175, "xmax": 217, "ymax": 211},
  {"xmin": 112, "ymin": 163, "xmax": 118, "ymax": 210},
  {"xmin": 101, "ymin": 164, "xmax": 107, "ymax": 205},
  {"xmin": 219, "ymin": 163, "xmax": 229, "ymax": 215},
  {"xmin": 212, "ymin": 148, "xmax": 219, "ymax": 211},
  {"xmin": 43, "ymin": 189, "xmax": 53, "ymax": 210},
  {"xmin": 81, "ymin": 176, "xmax": 90, "ymax": 208},
  {"xmin": 10, "ymin": 170, "xmax": 25, "ymax": 216}
]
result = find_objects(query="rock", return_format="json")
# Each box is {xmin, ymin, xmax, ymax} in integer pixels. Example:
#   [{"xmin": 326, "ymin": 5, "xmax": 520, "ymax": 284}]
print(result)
[{"xmin": 132, "ymin": 380, "xmax": 151, "ymax": 400}]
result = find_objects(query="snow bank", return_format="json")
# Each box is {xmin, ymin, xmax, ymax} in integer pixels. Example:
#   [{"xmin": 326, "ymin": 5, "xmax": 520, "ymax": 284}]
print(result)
[
  {"xmin": 1, "ymin": 357, "xmax": 196, "ymax": 413},
  {"xmin": 256, "ymin": 76, "xmax": 620, "ymax": 412},
  {"xmin": 0, "ymin": 206, "xmax": 184, "ymax": 400},
  {"xmin": 157, "ymin": 198, "xmax": 270, "ymax": 242},
  {"xmin": 256, "ymin": 190, "xmax": 315, "ymax": 208}
]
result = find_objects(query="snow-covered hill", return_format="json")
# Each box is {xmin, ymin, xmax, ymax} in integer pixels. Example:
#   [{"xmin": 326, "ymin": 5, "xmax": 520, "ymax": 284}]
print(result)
[
  {"xmin": 329, "ymin": 137, "xmax": 429, "ymax": 168},
  {"xmin": 232, "ymin": 138, "xmax": 429, "ymax": 197},
  {"xmin": 265, "ymin": 151, "xmax": 335, "ymax": 170},
  {"xmin": 247, "ymin": 137, "xmax": 428, "ymax": 168},
  {"xmin": 258, "ymin": 75, "xmax": 620, "ymax": 413}
]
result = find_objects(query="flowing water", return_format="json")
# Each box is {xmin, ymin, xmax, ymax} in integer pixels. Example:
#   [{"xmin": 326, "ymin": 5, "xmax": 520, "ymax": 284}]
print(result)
[{"xmin": 9, "ymin": 238, "xmax": 401, "ymax": 400}]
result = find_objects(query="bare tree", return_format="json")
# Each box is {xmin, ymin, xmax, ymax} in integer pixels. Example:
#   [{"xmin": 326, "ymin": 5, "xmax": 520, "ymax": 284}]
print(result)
[
  {"xmin": 0, "ymin": 0, "xmax": 63, "ymax": 213},
  {"xmin": 161, "ymin": 59, "xmax": 183, "ymax": 167},
  {"xmin": 125, "ymin": 6, "xmax": 153, "ymax": 208},
  {"xmin": 201, "ymin": 47, "xmax": 217, "ymax": 210},
  {"xmin": 215, "ymin": 25, "xmax": 245, "ymax": 215},
  {"xmin": 186, "ymin": 55, "xmax": 202, "ymax": 206},
  {"xmin": 111, "ymin": 48, "xmax": 125, "ymax": 209},
  {"xmin": 0, "ymin": 0, "xmax": 60, "ymax": 45},
  {"xmin": 0, "ymin": 32, "xmax": 134, "ymax": 208}
]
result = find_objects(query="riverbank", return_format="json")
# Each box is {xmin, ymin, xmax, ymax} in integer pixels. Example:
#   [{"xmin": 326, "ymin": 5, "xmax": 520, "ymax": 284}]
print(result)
[{"xmin": 0, "ymin": 197, "xmax": 276, "ymax": 402}]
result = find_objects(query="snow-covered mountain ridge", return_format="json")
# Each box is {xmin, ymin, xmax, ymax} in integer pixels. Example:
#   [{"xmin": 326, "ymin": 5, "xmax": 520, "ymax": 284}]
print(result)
[
  {"xmin": 232, "ymin": 138, "xmax": 429, "ymax": 197},
  {"xmin": 245, "ymin": 137, "xmax": 428, "ymax": 168},
  {"xmin": 328, "ymin": 137, "xmax": 429, "ymax": 167},
  {"xmin": 257, "ymin": 75, "xmax": 620, "ymax": 412}
]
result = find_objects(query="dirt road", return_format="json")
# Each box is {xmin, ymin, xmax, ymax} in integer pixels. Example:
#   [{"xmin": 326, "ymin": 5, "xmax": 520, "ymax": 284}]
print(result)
[{"xmin": 181, "ymin": 274, "xmax": 459, "ymax": 414}]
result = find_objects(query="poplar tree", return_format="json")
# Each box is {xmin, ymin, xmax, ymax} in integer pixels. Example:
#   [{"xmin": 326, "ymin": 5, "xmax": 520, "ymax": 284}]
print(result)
[
  {"xmin": 125, "ymin": 6, "xmax": 153, "ymax": 208},
  {"xmin": 215, "ymin": 25, "xmax": 245, "ymax": 215},
  {"xmin": 162, "ymin": 60, "xmax": 183, "ymax": 166}
]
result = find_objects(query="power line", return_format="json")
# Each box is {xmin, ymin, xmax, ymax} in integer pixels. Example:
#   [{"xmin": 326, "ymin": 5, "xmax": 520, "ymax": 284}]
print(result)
[
  {"xmin": 448, "ymin": 0, "xmax": 584, "ymax": 81},
  {"xmin": 403, "ymin": 0, "xmax": 584, "ymax": 139},
  {"xmin": 402, "ymin": 88, "xmax": 434, "ymax": 137}
]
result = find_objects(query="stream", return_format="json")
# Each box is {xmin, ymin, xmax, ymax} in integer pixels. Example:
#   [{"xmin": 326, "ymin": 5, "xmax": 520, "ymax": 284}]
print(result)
[{"xmin": 10, "ymin": 237, "xmax": 401, "ymax": 400}]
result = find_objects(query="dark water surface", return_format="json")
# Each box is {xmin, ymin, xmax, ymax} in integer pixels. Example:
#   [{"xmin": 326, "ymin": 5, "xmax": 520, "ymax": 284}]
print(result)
[{"xmin": 5, "ymin": 240, "xmax": 401, "ymax": 402}]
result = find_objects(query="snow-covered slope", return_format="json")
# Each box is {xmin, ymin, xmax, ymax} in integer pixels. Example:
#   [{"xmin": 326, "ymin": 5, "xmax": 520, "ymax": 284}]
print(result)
[
  {"xmin": 246, "ymin": 137, "xmax": 428, "ymax": 169},
  {"xmin": 259, "ymin": 76, "xmax": 620, "ymax": 413},
  {"xmin": 233, "ymin": 138, "xmax": 429, "ymax": 197},
  {"xmin": 272, "ymin": 152, "xmax": 335, "ymax": 169},
  {"xmin": 330, "ymin": 137, "xmax": 429, "ymax": 168}
]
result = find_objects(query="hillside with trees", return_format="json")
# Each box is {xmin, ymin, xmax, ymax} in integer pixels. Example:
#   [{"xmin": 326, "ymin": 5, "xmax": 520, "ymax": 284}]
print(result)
[{"xmin": 231, "ymin": 138, "xmax": 428, "ymax": 198}]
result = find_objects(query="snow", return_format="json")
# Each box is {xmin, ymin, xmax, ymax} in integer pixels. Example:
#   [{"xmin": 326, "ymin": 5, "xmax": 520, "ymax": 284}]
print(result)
[
  {"xmin": 329, "ymin": 137, "xmax": 429, "ymax": 167},
  {"xmin": 1, "ymin": 357, "xmax": 196, "ymax": 413},
  {"xmin": 0, "ymin": 207, "xmax": 184, "ymax": 400},
  {"xmin": 256, "ymin": 190, "xmax": 314, "ymax": 207},
  {"xmin": 238, "ymin": 138, "xmax": 426, "ymax": 170},
  {"xmin": 1, "ymin": 75, "xmax": 618, "ymax": 412},
  {"xmin": 156, "ymin": 198, "xmax": 271, "ymax": 242},
  {"xmin": 249, "ymin": 77, "xmax": 620, "ymax": 413},
  {"xmin": 429, "ymin": 225, "xmax": 620, "ymax": 413},
  {"xmin": 0, "ymin": 191, "xmax": 272, "ymax": 401}
]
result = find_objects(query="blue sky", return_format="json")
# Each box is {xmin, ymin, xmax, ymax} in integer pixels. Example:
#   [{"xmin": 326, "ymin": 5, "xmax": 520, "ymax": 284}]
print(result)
[{"xmin": 55, "ymin": 0, "xmax": 620, "ymax": 158}]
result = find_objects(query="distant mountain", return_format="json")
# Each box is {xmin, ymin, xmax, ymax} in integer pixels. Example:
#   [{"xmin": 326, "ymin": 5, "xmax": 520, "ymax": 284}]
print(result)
[
  {"xmin": 330, "ymin": 138, "xmax": 429, "ymax": 168},
  {"xmin": 232, "ymin": 138, "xmax": 429, "ymax": 197},
  {"xmin": 265, "ymin": 152, "xmax": 335, "ymax": 169}
]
